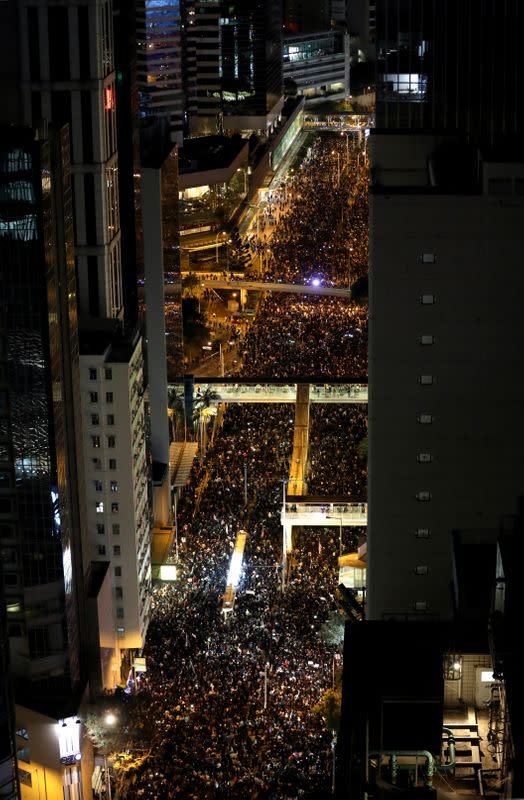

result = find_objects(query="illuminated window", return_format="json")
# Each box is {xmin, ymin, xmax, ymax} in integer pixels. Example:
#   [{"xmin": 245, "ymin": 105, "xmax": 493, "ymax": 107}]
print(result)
[
  {"xmin": 417, "ymin": 413, "xmax": 433, "ymax": 424},
  {"xmin": 418, "ymin": 375, "xmax": 433, "ymax": 385},
  {"xmin": 421, "ymin": 253, "xmax": 436, "ymax": 263},
  {"xmin": 414, "ymin": 529, "xmax": 430, "ymax": 538},
  {"xmin": 413, "ymin": 600, "xmax": 429, "ymax": 611},
  {"xmin": 417, "ymin": 453, "xmax": 432, "ymax": 462},
  {"xmin": 96, "ymin": 501, "xmax": 104, "ymax": 513},
  {"xmin": 481, "ymin": 671, "xmax": 495, "ymax": 682},
  {"xmin": 92, "ymin": 436, "xmax": 101, "ymax": 448},
  {"xmin": 110, "ymin": 481, "xmax": 118, "ymax": 492},
  {"xmin": 414, "ymin": 565, "xmax": 429, "ymax": 575},
  {"xmin": 117, "ymin": 626, "xmax": 125, "ymax": 637},
  {"xmin": 419, "ymin": 334, "xmax": 434, "ymax": 345},
  {"xmin": 420, "ymin": 294, "xmax": 435, "ymax": 304},
  {"xmin": 111, "ymin": 502, "xmax": 118, "ymax": 513},
  {"xmin": 416, "ymin": 491, "xmax": 431, "ymax": 501}
]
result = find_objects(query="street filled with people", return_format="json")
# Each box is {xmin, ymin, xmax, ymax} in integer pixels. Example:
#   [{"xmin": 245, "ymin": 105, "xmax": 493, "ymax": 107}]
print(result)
[
  {"xmin": 116, "ymin": 133, "xmax": 369, "ymax": 798},
  {"xmin": 307, "ymin": 405, "xmax": 367, "ymax": 498},
  {"xmin": 235, "ymin": 295, "xmax": 367, "ymax": 378}
]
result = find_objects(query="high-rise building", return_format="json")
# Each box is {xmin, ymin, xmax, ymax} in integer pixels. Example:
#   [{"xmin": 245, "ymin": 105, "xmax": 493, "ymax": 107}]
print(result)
[
  {"xmin": 79, "ymin": 330, "xmax": 152, "ymax": 661},
  {"xmin": 375, "ymin": 0, "xmax": 523, "ymax": 146},
  {"xmin": 137, "ymin": 0, "xmax": 185, "ymax": 145},
  {"xmin": 0, "ymin": 0, "xmax": 153, "ymax": 682},
  {"xmin": 368, "ymin": 130, "xmax": 524, "ymax": 621},
  {"xmin": 0, "ymin": 123, "xmax": 95, "ymax": 794},
  {"xmin": 184, "ymin": 0, "xmax": 284, "ymax": 134}
]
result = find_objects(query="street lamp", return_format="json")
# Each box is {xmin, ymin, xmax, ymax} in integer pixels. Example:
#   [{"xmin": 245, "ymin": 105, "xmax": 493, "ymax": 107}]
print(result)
[
  {"xmin": 331, "ymin": 150, "xmax": 341, "ymax": 187},
  {"xmin": 340, "ymin": 131, "xmax": 350, "ymax": 165},
  {"xmin": 215, "ymin": 230, "xmax": 227, "ymax": 263},
  {"xmin": 327, "ymin": 515, "xmax": 343, "ymax": 557}
]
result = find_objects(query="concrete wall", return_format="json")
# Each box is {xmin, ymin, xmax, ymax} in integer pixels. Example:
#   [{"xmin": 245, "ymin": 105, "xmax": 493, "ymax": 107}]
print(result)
[{"xmin": 368, "ymin": 133, "xmax": 524, "ymax": 621}]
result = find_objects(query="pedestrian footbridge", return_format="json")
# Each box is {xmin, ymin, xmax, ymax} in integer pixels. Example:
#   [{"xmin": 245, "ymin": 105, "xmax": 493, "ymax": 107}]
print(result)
[
  {"xmin": 281, "ymin": 501, "xmax": 367, "ymax": 556},
  {"xmin": 189, "ymin": 381, "xmax": 368, "ymax": 405},
  {"xmin": 165, "ymin": 279, "xmax": 351, "ymax": 298}
]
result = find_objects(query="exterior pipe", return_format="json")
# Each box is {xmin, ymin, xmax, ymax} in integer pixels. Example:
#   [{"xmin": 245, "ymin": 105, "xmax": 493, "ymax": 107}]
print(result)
[
  {"xmin": 370, "ymin": 751, "xmax": 434, "ymax": 787},
  {"xmin": 439, "ymin": 727, "xmax": 456, "ymax": 771}
]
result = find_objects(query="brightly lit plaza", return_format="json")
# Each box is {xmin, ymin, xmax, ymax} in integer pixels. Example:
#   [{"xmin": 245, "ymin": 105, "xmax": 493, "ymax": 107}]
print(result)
[{"xmin": 118, "ymin": 133, "xmax": 369, "ymax": 799}]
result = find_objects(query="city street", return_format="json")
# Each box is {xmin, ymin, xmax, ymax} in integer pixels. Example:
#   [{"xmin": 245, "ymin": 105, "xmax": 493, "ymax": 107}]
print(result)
[{"xmin": 123, "ymin": 134, "xmax": 369, "ymax": 799}]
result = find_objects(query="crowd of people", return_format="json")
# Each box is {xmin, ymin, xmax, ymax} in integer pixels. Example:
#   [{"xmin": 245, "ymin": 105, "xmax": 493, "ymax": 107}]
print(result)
[
  {"xmin": 117, "ymin": 134, "xmax": 370, "ymax": 797},
  {"xmin": 244, "ymin": 134, "xmax": 368, "ymax": 288},
  {"xmin": 235, "ymin": 294, "xmax": 367, "ymax": 379},
  {"xmin": 123, "ymin": 406, "xmax": 345, "ymax": 799},
  {"xmin": 307, "ymin": 405, "xmax": 368, "ymax": 498}
]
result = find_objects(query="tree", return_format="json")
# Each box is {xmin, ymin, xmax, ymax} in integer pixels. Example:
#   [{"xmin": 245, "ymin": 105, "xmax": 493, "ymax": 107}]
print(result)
[
  {"xmin": 313, "ymin": 686, "xmax": 342, "ymax": 734},
  {"xmin": 357, "ymin": 435, "xmax": 368, "ymax": 462},
  {"xmin": 182, "ymin": 297, "xmax": 210, "ymax": 363},
  {"xmin": 167, "ymin": 384, "xmax": 185, "ymax": 442},
  {"xmin": 182, "ymin": 272, "xmax": 200, "ymax": 297}
]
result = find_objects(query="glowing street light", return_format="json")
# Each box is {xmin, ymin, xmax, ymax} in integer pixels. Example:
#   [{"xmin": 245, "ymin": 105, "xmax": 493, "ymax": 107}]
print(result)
[{"xmin": 104, "ymin": 713, "xmax": 117, "ymax": 727}]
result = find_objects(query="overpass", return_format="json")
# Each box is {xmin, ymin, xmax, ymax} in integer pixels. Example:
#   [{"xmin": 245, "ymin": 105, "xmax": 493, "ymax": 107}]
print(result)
[
  {"xmin": 163, "ymin": 279, "xmax": 351, "ymax": 298},
  {"xmin": 187, "ymin": 381, "xmax": 368, "ymax": 404}
]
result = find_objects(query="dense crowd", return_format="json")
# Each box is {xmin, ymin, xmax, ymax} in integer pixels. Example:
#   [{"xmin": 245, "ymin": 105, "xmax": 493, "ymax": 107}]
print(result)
[
  {"xmin": 123, "ymin": 406, "xmax": 345, "ymax": 799},
  {"xmin": 236, "ymin": 295, "xmax": 367, "ymax": 379},
  {"xmin": 307, "ymin": 405, "xmax": 368, "ymax": 498},
  {"xmin": 245, "ymin": 134, "xmax": 368, "ymax": 288}
]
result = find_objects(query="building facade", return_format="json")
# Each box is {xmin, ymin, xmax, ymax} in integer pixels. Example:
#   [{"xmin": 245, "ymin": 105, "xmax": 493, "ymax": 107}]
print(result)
[
  {"xmin": 137, "ymin": 0, "xmax": 185, "ymax": 145},
  {"xmin": 283, "ymin": 30, "xmax": 347, "ymax": 96},
  {"xmin": 79, "ymin": 333, "xmax": 151, "ymax": 661},
  {"xmin": 375, "ymin": 0, "xmax": 523, "ymax": 146},
  {"xmin": 367, "ymin": 131, "xmax": 524, "ymax": 620}
]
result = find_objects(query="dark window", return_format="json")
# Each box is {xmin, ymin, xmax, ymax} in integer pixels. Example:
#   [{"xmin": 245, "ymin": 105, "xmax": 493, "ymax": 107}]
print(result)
[
  {"xmin": 89, "ymin": 368, "xmax": 97, "ymax": 380},
  {"xmin": 105, "ymin": 368, "xmax": 112, "ymax": 380},
  {"xmin": 27, "ymin": 8, "xmax": 40, "ymax": 81},
  {"xmin": 106, "ymin": 392, "xmax": 113, "ymax": 403},
  {"xmin": 84, "ymin": 174, "xmax": 97, "ymax": 245},
  {"xmin": 48, "ymin": 7, "xmax": 70, "ymax": 80},
  {"xmin": 78, "ymin": 6, "xmax": 91, "ymax": 79},
  {"xmin": 51, "ymin": 91, "xmax": 72, "ymax": 127},
  {"xmin": 81, "ymin": 91, "xmax": 93, "ymax": 161},
  {"xmin": 87, "ymin": 256, "xmax": 100, "ymax": 316},
  {"xmin": 109, "ymin": 459, "xmax": 116, "ymax": 470},
  {"xmin": 31, "ymin": 92, "xmax": 42, "ymax": 124},
  {"xmin": 114, "ymin": 566, "xmax": 122, "ymax": 577}
]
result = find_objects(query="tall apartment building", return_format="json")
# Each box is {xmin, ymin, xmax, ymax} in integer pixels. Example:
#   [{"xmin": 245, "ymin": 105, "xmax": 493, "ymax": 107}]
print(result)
[
  {"xmin": 183, "ymin": 0, "xmax": 284, "ymax": 134},
  {"xmin": 137, "ymin": 0, "xmax": 185, "ymax": 145},
  {"xmin": 183, "ymin": 0, "xmax": 222, "ymax": 129},
  {"xmin": 79, "ymin": 331, "xmax": 151, "ymax": 659},
  {"xmin": 0, "ymin": 0, "xmax": 153, "ymax": 675}
]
